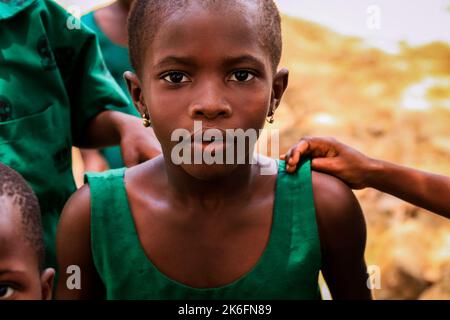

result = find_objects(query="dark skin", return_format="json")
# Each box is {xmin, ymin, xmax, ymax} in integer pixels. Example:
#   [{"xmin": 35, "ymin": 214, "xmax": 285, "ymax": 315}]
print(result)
[
  {"xmin": 81, "ymin": 109, "xmax": 161, "ymax": 167},
  {"xmin": 0, "ymin": 199, "xmax": 54, "ymax": 300},
  {"xmin": 282, "ymin": 136, "xmax": 450, "ymax": 219},
  {"xmin": 56, "ymin": 2, "xmax": 370, "ymax": 299},
  {"xmin": 94, "ymin": 0, "xmax": 133, "ymax": 47}
]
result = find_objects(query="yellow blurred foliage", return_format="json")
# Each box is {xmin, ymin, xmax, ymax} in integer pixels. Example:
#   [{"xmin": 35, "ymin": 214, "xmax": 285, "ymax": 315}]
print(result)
[{"xmin": 278, "ymin": 15, "xmax": 450, "ymax": 300}]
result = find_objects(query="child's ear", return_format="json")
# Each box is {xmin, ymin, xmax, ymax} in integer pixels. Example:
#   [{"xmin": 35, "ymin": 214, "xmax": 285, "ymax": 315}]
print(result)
[
  {"xmin": 40, "ymin": 268, "xmax": 55, "ymax": 300},
  {"xmin": 124, "ymin": 71, "xmax": 148, "ymax": 117},
  {"xmin": 269, "ymin": 68, "xmax": 289, "ymax": 116}
]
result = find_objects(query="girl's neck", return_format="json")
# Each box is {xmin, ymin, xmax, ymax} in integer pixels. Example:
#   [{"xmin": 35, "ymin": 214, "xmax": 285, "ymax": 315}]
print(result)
[{"xmin": 163, "ymin": 160, "xmax": 259, "ymax": 211}]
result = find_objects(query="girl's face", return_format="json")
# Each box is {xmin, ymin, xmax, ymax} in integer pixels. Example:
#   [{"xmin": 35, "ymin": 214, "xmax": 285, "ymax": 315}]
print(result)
[{"xmin": 127, "ymin": 2, "xmax": 288, "ymax": 180}]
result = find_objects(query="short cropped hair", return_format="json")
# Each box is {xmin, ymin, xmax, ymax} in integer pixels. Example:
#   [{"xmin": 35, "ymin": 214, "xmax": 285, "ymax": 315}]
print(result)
[
  {"xmin": 128, "ymin": 0, "xmax": 282, "ymax": 74},
  {"xmin": 0, "ymin": 163, "xmax": 44, "ymax": 271}
]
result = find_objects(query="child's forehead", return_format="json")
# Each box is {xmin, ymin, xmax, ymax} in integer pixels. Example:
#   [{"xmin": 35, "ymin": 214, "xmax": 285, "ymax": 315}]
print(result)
[
  {"xmin": 0, "ymin": 201, "xmax": 37, "ymax": 265},
  {"xmin": 149, "ymin": 3, "xmax": 269, "ymax": 67},
  {"xmin": 159, "ymin": 3, "xmax": 259, "ymax": 42},
  {"xmin": 0, "ymin": 199, "xmax": 22, "ymax": 238}
]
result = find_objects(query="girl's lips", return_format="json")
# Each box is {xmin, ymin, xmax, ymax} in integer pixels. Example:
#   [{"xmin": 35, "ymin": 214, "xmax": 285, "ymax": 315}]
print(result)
[
  {"xmin": 190, "ymin": 126, "xmax": 228, "ymax": 142},
  {"xmin": 193, "ymin": 139, "xmax": 230, "ymax": 150},
  {"xmin": 186, "ymin": 125, "xmax": 245, "ymax": 157}
]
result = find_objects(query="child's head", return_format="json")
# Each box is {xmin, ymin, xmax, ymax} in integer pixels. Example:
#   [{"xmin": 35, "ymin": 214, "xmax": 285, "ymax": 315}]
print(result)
[
  {"xmin": 0, "ymin": 164, "xmax": 54, "ymax": 300},
  {"xmin": 126, "ymin": 0, "xmax": 289, "ymax": 179},
  {"xmin": 128, "ymin": 0, "xmax": 283, "ymax": 74}
]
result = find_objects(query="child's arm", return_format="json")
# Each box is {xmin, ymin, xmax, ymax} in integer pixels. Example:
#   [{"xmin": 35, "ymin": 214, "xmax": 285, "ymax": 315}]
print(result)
[
  {"xmin": 78, "ymin": 110, "xmax": 162, "ymax": 167},
  {"xmin": 312, "ymin": 171, "xmax": 372, "ymax": 300},
  {"xmin": 80, "ymin": 149, "xmax": 109, "ymax": 172},
  {"xmin": 41, "ymin": 1, "xmax": 161, "ymax": 167},
  {"xmin": 55, "ymin": 185, "xmax": 104, "ymax": 299},
  {"xmin": 282, "ymin": 137, "xmax": 450, "ymax": 219}
]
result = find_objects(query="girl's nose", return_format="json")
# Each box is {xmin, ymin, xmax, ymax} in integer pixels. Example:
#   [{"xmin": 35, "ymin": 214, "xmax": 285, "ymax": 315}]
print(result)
[
  {"xmin": 189, "ymin": 101, "xmax": 232, "ymax": 120},
  {"xmin": 188, "ymin": 87, "xmax": 232, "ymax": 120}
]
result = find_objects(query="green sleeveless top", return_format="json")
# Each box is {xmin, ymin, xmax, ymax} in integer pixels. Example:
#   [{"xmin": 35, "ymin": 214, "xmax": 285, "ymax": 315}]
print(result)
[{"xmin": 85, "ymin": 159, "xmax": 321, "ymax": 300}]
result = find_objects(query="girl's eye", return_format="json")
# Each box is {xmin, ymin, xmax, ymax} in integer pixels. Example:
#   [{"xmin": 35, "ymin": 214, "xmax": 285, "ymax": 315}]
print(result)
[
  {"xmin": 229, "ymin": 70, "xmax": 255, "ymax": 82},
  {"xmin": 0, "ymin": 285, "xmax": 15, "ymax": 300},
  {"xmin": 162, "ymin": 72, "xmax": 190, "ymax": 84}
]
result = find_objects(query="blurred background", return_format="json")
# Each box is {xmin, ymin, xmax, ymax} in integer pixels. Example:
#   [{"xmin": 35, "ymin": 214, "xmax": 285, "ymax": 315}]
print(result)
[{"xmin": 57, "ymin": 0, "xmax": 450, "ymax": 299}]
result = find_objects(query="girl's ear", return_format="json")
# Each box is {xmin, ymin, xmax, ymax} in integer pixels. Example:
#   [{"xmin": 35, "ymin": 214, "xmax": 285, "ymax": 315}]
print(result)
[
  {"xmin": 269, "ymin": 68, "xmax": 289, "ymax": 116},
  {"xmin": 40, "ymin": 268, "xmax": 55, "ymax": 300},
  {"xmin": 124, "ymin": 71, "xmax": 148, "ymax": 117}
]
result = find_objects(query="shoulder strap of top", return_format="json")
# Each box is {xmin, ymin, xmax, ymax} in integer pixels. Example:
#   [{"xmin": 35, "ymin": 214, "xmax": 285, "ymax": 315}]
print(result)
[
  {"xmin": 276, "ymin": 159, "xmax": 321, "ymax": 271},
  {"xmin": 84, "ymin": 168, "xmax": 138, "ymax": 283}
]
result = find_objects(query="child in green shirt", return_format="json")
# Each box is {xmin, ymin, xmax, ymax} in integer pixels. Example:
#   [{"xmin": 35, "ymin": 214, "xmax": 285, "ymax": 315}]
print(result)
[
  {"xmin": 80, "ymin": 0, "xmax": 138, "ymax": 170},
  {"xmin": 0, "ymin": 0, "xmax": 160, "ymax": 269}
]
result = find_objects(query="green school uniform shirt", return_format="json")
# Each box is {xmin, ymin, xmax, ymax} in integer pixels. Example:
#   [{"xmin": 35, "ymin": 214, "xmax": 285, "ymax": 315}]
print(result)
[
  {"xmin": 81, "ymin": 10, "xmax": 139, "ymax": 169},
  {"xmin": 81, "ymin": 11, "xmax": 135, "ymax": 111},
  {"xmin": 85, "ymin": 159, "xmax": 322, "ymax": 299},
  {"xmin": 0, "ymin": 0, "xmax": 129, "ymax": 269}
]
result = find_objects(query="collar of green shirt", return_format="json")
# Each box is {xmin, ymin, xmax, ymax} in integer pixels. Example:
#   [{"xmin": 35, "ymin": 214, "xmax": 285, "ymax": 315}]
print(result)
[{"xmin": 0, "ymin": 0, "xmax": 36, "ymax": 20}]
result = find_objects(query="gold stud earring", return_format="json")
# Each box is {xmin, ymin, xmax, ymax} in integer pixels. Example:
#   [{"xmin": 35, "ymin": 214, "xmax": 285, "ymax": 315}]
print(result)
[
  {"xmin": 142, "ymin": 114, "xmax": 151, "ymax": 127},
  {"xmin": 266, "ymin": 114, "xmax": 275, "ymax": 124}
]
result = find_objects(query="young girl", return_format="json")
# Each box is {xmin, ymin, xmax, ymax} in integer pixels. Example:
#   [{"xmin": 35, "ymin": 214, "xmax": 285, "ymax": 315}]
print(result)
[{"xmin": 56, "ymin": 0, "xmax": 371, "ymax": 300}]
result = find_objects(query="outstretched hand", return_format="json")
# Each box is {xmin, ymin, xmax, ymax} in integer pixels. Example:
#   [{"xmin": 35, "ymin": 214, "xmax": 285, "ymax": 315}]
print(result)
[{"xmin": 280, "ymin": 137, "xmax": 374, "ymax": 189}]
